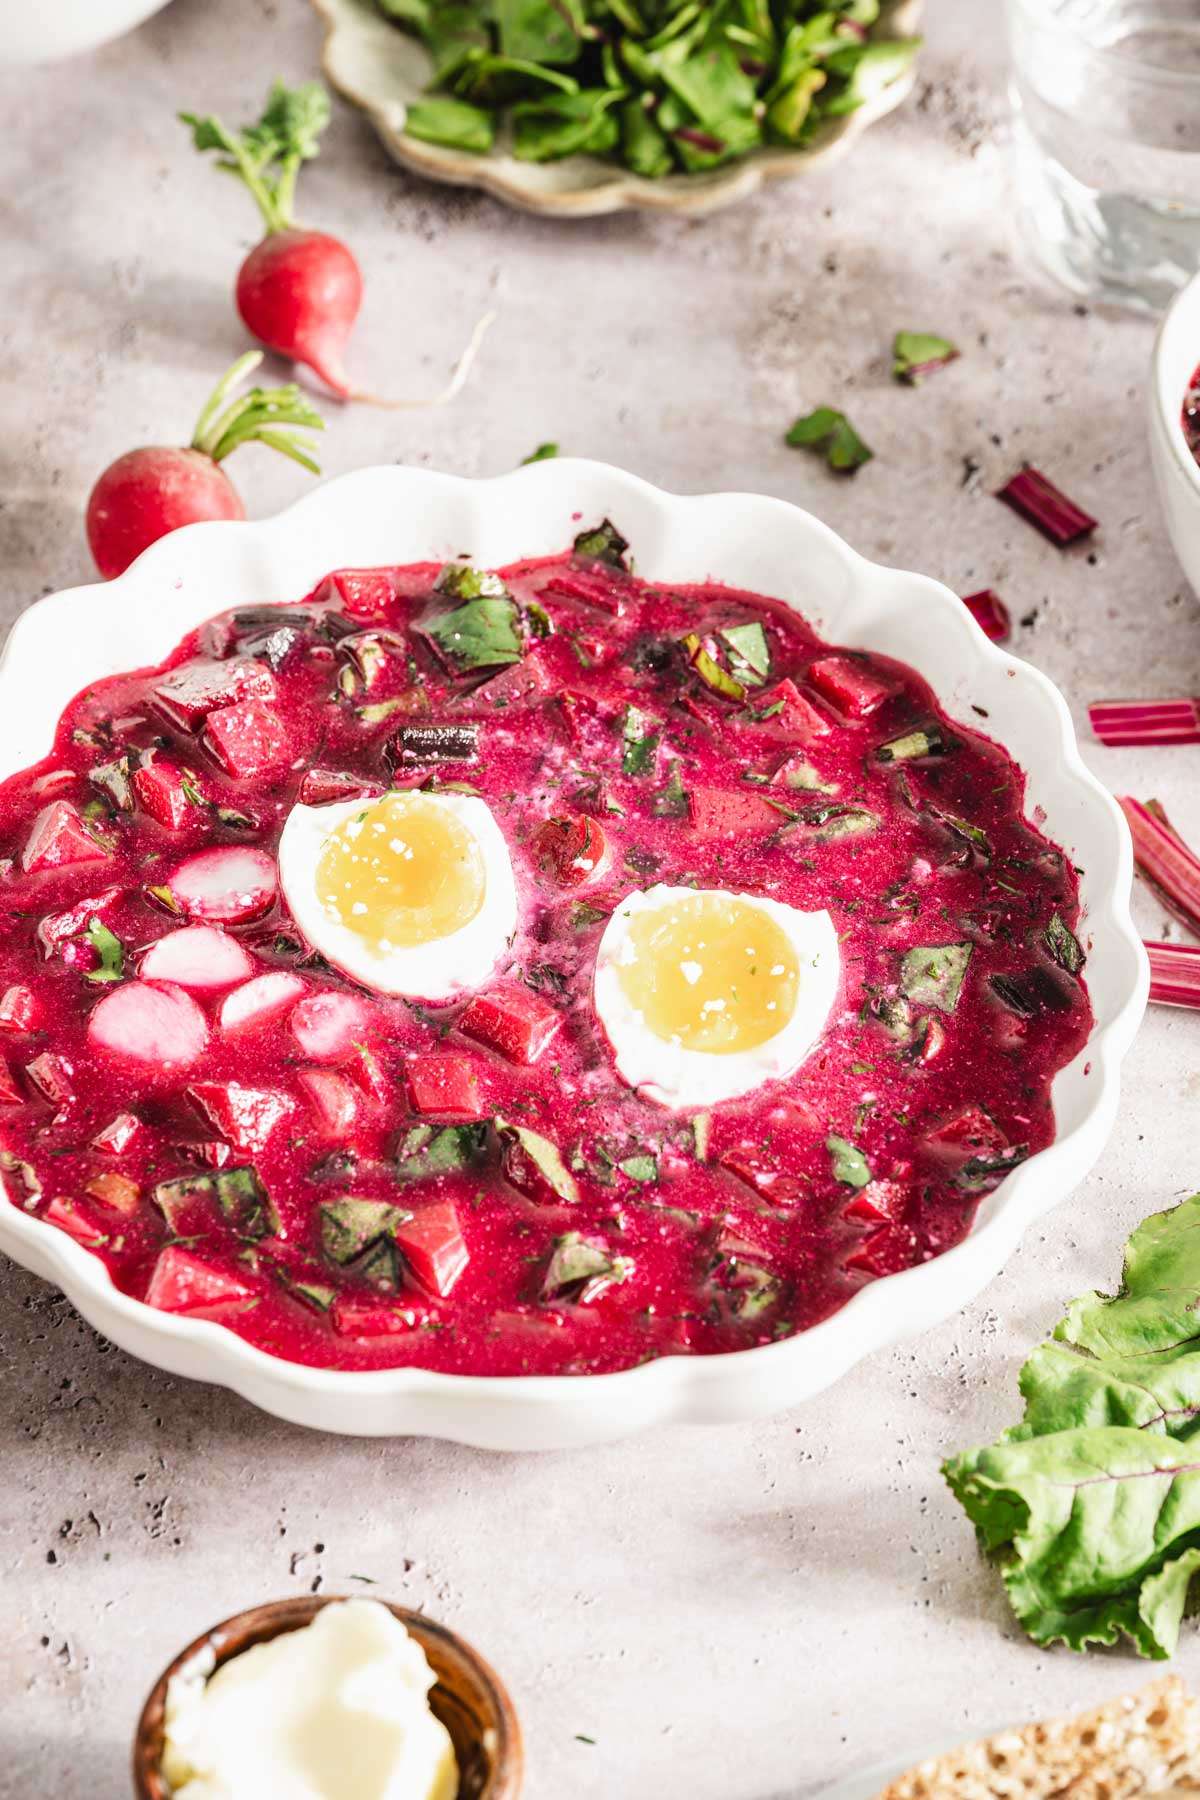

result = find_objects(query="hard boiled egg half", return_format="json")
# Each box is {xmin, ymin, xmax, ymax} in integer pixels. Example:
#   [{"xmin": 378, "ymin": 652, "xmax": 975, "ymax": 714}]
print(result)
[
  {"xmin": 278, "ymin": 790, "xmax": 517, "ymax": 1000},
  {"xmin": 593, "ymin": 885, "xmax": 840, "ymax": 1110}
]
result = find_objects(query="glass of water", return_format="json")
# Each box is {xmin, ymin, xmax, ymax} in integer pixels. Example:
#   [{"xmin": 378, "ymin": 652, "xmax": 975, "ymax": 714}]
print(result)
[{"xmin": 1006, "ymin": 0, "xmax": 1200, "ymax": 314}]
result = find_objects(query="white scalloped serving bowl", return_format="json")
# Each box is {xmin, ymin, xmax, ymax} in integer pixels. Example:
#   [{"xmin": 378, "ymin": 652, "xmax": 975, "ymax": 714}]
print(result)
[
  {"xmin": 1151, "ymin": 266, "xmax": 1200, "ymax": 597},
  {"xmin": 0, "ymin": 461, "xmax": 1147, "ymax": 1448},
  {"xmin": 311, "ymin": 0, "xmax": 923, "ymax": 219}
]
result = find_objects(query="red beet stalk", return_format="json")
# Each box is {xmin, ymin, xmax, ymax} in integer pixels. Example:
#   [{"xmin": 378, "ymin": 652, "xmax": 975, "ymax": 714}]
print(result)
[
  {"xmin": 1146, "ymin": 941, "xmax": 1200, "ymax": 1009},
  {"xmin": 961, "ymin": 589, "xmax": 1011, "ymax": 643},
  {"xmin": 996, "ymin": 468, "xmax": 1097, "ymax": 547},
  {"xmin": 1090, "ymin": 697, "xmax": 1200, "ymax": 747},
  {"xmin": 1120, "ymin": 796, "xmax": 1200, "ymax": 937}
]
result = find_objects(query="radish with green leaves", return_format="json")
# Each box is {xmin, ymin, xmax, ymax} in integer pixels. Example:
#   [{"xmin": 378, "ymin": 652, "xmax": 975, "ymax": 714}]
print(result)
[{"xmin": 85, "ymin": 352, "xmax": 323, "ymax": 579}]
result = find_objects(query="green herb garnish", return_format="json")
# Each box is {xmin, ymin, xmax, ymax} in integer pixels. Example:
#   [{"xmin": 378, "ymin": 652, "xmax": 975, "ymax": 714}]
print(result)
[
  {"xmin": 826, "ymin": 1135, "xmax": 871, "ymax": 1189},
  {"xmin": 1044, "ymin": 911, "xmax": 1085, "ymax": 977},
  {"xmin": 899, "ymin": 943, "xmax": 972, "ymax": 1014},
  {"xmin": 785, "ymin": 406, "xmax": 873, "ymax": 473},
  {"xmin": 574, "ymin": 517, "xmax": 630, "ymax": 569},
  {"xmin": 892, "ymin": 329, "xmax": 959, "ymax": 385},
  {"xmin": 84, "ymin": 918, "xmax": 125, "ymax": 985},
  {"xmin": 620, "ymin": 705, "xmax": 659, "ymax": 777},
  {"xmin": 497, "ymin": 1118, "xmax": 579, "ymax": 1204},
  {"xmin": 522, "ymin": 441, "xmax": 560, "ymax": 463},
  {"xmin": 424, "ymin": 592, "xmax": 523, "ymax": 671}
]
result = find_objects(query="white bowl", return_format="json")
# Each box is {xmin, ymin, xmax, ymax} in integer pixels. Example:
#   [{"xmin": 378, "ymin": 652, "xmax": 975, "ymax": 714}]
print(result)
[
  {"xmin": 1150, "ymin": 267, "xmax": 1200, "ymax": 595},
  {"xmin": 311, "ymin": 0, "xmax": 923, "ymax": 219},
  {"xmin": 0, "ymin": 0, "xmax": 172, "ymax": 64},
  {"xmin": 0, "ymin": 462, "xmax": 1147, "ymax": 1448}
]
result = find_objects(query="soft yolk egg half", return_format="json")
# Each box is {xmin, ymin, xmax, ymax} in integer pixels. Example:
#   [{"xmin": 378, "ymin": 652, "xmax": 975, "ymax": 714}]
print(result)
[
  {"xmin": 593, "ymin": 885, "xmax": 840, "ymax": 1109},
  {"xmin": 278, "ymin": 790, "xmax": 517, "ymax": 1000}
]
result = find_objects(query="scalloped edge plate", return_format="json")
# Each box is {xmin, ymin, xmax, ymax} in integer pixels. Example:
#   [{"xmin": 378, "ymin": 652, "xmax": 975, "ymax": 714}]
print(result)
[
  {"xmin": 0, "ymin": 460, "xmax": 1147, "ymax": 1445},
  {"xmin": 310, "ymin": 0, "xmax": 924, "ymax": 218}
]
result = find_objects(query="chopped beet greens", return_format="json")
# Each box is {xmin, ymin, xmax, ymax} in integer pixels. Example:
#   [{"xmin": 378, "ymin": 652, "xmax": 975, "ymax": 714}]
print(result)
[
  {"xmin": 892, "ymin": 329, "xmax": 959, "ymax": 384},
  {"xmin": 785, "ymin": 406, "xmax": 874, "ymax": 473}
]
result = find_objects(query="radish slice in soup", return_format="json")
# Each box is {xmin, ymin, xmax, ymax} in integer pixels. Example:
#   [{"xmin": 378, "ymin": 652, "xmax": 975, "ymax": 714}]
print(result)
[
  {"xmin": 88, "ymin": 981, "xmax": 209, "ymax": 1069},
  {"xmin": 167, "ymin": 846, "xmax": 277, "ymax": 923},
  {"xmin": 141, "ymin": 925, "xmax": 255, "ymax": 991},
  {"xmin": 219, "ymin": 972, "xmax": 307, "ymax": 1036},
  {"xmin": 290, "ymin": 991, "xmax": 371, "ymax": 1062}
]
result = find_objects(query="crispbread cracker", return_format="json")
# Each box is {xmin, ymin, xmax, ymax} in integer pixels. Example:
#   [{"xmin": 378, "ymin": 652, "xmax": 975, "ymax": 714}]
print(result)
[{"xmin": 875, "ymin": 1676, "xmax": 1200, "ymax": 1799}]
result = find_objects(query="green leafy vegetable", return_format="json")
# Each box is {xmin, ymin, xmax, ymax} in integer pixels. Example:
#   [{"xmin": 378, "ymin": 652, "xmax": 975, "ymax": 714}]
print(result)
[
  {"xmin": 424, "ymin": 592, "xmax": 523, "ymax": 671},
  {"xmin": 652, "ymin": 762, "xmax": 689, "ymax": 819},
  {"xmin": 573, "ymin": 518, "xmax": 630, "ymax": 568},
  {"xmin": 320, "ymin": 1198, "xmax": 405, "ymax": 1266},
  {"xmin": 1044, "ymin": 911, "xmax": 1086, "ymax": 977},
  {"xmin": 542, "ymin": 1230, "xmax": 630, "ymax": 1302},
  {"xmin": 619, "ymin": 705, "xmax": 659, "ymax": 777},
  {"xmin": 395, "ymin": 1123, "xmax": 490, "ymax": 1181},
  {"xmin": 785, "ymin": 406, "xmax": 873, "ymax": 473},
  {"xmin": 619, "ymin": 1153, "xmax": 658, "ymax": 1184},
  {"xmin": 84, "ymin": 918, "xmax": 125, "ymax": 985},
  {"xmin": 719, "ymin": 622, "xmax": 771, "ymax": 686},
  {"xmin": 497, "ymin": 1118, "xmax": 579, "ymax": 1203},
  {"xmin": 899, "ymin": 942, "xmax": 972, "ymax": 1013},
  {"xmin": 944, "ymin": 1194, "xmax": 1200, "ymax": 1659},
  {"xmin": 876, "ymin": 723, "xmax": 950, "ymax": 763},
  {"xmin": 404, "ymin": 94, "xmax": 496, "ymax": 152},
  {"xmin": 522, "ymin": 441, "xmax": 560, "ymax": 463},
  {"xmin": 181, "ymin": 81, "xmax": 331, "ymax": 234},
  {"xmin": 826, "ymin": 1135, "xmax": 871, "ymax": 1189},
  {"xmin": 682, "ymin": 632, "xmax": 746, "ymax": 702},
  {"xmin": 892, "ymin": 329, "xmax": 960, "ymax": 384}
]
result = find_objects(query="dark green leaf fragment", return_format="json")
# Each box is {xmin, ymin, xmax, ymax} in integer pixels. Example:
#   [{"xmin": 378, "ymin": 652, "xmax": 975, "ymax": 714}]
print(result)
[
  {"xmin": 956, "ymin": 1146, "xmax": 1030, "ymax": 1191},
  {"xmin": 826, "ymin": 1134, "xmax": 871, "ymax": 1189},
  {"xmin": 620, "ymin": 705, "xmax": 659, "ymax": 777},
  {"xmin": 320, "ymin": 1197, "xmax": 406, "ymax": 1266},
  {"xmin": 84, "ymin": 918, "xmax": 125, "ymax": 985},
  {"xmin": 405, "ymin": 95, "xmax": 495, "ymax": 153},
  {"xmin": 395, "ymin": 1123, "xmax": 490, "ymax": 1181},
  {"xmin": 90, "ymin": 757, "xmax": 135, "ymax": 812},
  {"xmin": 786, "ymin": 407, "xmax": 873, "ymax": 473},
  {"xmin": 278, "ymin": 1271, "xmax": 337, "ymax": 1313},
  {"xmin": 512, "ymin": 88, "xmax": 625, "ymax": 161},
  {"xmin": 573, "ymin": 518, "xmax": 630, "ymax": 569},
  {"xmin": 542, "ymin": 1230, "xmax": 630, "ymax": 1302},
  {"xmin": 652, "ymin": 762, "xmax": 689, "ymax": 819},
  {"xmin": 214, "ymin": 1166, "xmax": 279, "ymax": 1240},
  {"xmin": 990, "ymin": 968, "xmax": 1072, "ymax": 1018},
  {"xmin": 1044, "ymin": 911, "xmax": 1085, "ymax": 977},
  {"xmin": 522, "ymin": 442, "xmax": 559, "ymax": 464},
  {"xmin": 900, "ymin": 943, "xmax": 972, "ymax": 1013},
  {"xmin": 434, "ymin": 562, "xmax": 508, "ymax": 601},
  {"xmin": 424, "ymin": 592, "xmax": 522, "ymax": 672},
  {"xmin": 876, "ymin": 723, "xmax": 951, "ymax": 763},
  {"xmin": 497, "ymin": 1118, "xmax": 579, "ymax": 1203}
]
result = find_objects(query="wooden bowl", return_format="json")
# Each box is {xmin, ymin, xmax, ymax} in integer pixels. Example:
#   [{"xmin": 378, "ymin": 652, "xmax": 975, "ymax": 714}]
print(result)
[{"xmin": 131, "ymin": 1595, "xmax": 523, "ymax": 1799}]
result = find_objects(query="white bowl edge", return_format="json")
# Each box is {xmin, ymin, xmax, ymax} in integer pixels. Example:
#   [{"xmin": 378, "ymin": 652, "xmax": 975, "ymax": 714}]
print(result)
[
  {"xmin": 0, "ymin": 460, "xmax": 1148, "ymax": 1447},
  {"xmin": 1150, "ymin": 269, "xmax": 1200, "ymax": 595}
]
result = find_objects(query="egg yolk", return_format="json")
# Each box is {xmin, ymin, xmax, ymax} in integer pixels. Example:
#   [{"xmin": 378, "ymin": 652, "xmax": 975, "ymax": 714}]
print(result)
[
  {"xmin": 317, "ymin": 792, "xmax": 486, "ymax": 951},
  {"xmin": 614, "ymin": 894, "xmax": 800, "ymax": 1055}
]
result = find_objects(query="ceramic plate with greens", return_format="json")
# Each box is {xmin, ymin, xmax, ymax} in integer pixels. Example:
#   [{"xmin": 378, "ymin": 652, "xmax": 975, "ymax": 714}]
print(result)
[{"xmin": 311, "ymin": 0, "xmax": 923, "ymax": 217}]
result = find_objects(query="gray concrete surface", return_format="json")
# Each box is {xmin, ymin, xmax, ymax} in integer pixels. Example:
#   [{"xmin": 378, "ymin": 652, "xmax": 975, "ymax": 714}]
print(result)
[{"xmin": 2, "ymin": 1, "xmax": 1199, "ymax": 1795}]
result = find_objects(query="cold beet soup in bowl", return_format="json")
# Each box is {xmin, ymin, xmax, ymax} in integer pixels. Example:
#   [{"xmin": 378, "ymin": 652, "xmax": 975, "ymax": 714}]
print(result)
[
  {"xmin": 0, "ymin": 463, "xmax": 1145, "ymax": 1445},
  {"xmin": 1151, "ymin": 266, "xmax": 1200, "ymax": 596}
]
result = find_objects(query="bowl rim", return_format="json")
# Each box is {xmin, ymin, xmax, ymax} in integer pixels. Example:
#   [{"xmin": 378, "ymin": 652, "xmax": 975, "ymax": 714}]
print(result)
[
  {"xmin": 1151, "ymin": 267, "xmax": 1200, "ymax": 499},
  {"xmin": 308, "ymin": 0, "xmax": 925, "ymax": 219},
  {"xmin": 0, "ymin": 459, "xmax": 1148, "ymax": 1442},
  {"xmin": 130, "ymin": 1594, "xmax": 523, "ymax": 1800}
]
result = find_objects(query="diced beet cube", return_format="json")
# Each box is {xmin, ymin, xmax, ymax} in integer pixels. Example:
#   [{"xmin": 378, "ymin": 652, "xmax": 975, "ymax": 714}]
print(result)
[
  {"xmin": 844, "ymin": 1180, "xmax": 908, "ymax": 1225},
  {"xmin": 141, "ymin": 924, "xmax": 256, "ymax": 991},
  {"xmin": 842, "ymin": 1226, "xmax": 912, "ymax": 1279},
  {"xmin": 458, "ymin": 985, "xmax": 562, "ymax": 1066},
  {"xmin": 154, "ymin": 657, "xmax": 277, "ymax": 730},
  {"xmin": 556, "ymin": 690, "xmax": 597, "ymax": 746},
  {"xmin": 479, "ymin": 650, "xmax": 556, "ymax": 710},
  {"xmin": 219, "ymin": 971, "xmax": 307, "ymax": 1036},
  {"xmin": 204, "ymin": 699, "xmax": 291, "ymax": 780},
  {"xmin": 924, "ymin": 1106, "xmax": 1008, "ymax": 1167},
  {"xmin": 542, "ymin": 566, "xmax": 626, "ymax": 615},
  {"xmin": 290, "ymin": 991, "xmax": 371, "ymax": 1063},
  {"xmin": 132, "ymin": 758, "xmax": 193, "ymax": 831},
  {"xmin": 167, "ymin": 846, "xmax": 278, "ymax": 924},
  {"xmin": 88, "ymin": 981, "xmax": 209, "ymax": 1070},
  {"xmin": 0, "ymin": 985, "xmax": 38, "ymax": 1031},
  {"xmin": 144, "ymin": 1244, "xmax": 255, "ymax": 1316},
  {"xmin": 21, "ymin": 801, "xmax": 109, "ymax": 875},
  {"xmin": 396, "ymin": 1201, "xmax": 469, "ymax": 1297},
  {"xmin": 186, "ymin": 1081, "xmax": 292, "ymax": 1155},
  {"xmin": 92, "ymin": 1112, "xmax": 142, "ymax": 1155},
  {"xmin": 688, "ymin": 786, "xmax": 783, "ymax": 839},
  {"xmin": 25, "ymin": 1052, "xmax": 74, "ymax": 1106},
  {"xmin": 806, "ymin": 656, "xmax": 894, "ymax": 720},
  {"xmin": 348, "ymin": 1044, "xmax": 390, "ymax": 1105},
  {"xmin": 756, "ymin": 678, "xmax": 835, "ymax": 741},
  {"xmin": 330, "ymin": 568, "xmax": 393, "ymax": 619},
  {"xmin": 531, "ymin": 815, "xmax": 608, "ymax": 887},
  {"xmin": 36, "ymin": 888, "xmax": 122, "ymax": 958},
  {"xmin": 177, "ymin": 1138, "xmax": 234, "ymax": 1169},
  {"xmin": 296, "ymin": 1068, "xmax": 358, "ymax": 1138},
  {"xmin": 720, "ymin": 1153, "xmax": 809, "ymax": 1206},
  {"xmin": 297, "ymin": 769, "xmax": 384, "ymax": 807},
  {"xmin": 406, "ymin": 1054, "xmax": 485, "ymax": 1121},
  {"xmin": 42, "ymin": 1196, "xmax": 108, "ymax": 1250},
  {"xmin": 331, "ymin": 1295, "xmax": 424, "ymax": 1338},
  {"xmin": 0, "ymin": 1059, "xmax": 23, "ymax": 1105},
  {"xmin": 84, "ymin": 1172, "xmax": 141, "ymax": 1215}
]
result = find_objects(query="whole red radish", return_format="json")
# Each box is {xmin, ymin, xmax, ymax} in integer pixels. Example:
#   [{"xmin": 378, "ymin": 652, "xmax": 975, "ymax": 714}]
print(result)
[
  {"xmin": 181, "ymin": 82, "xmax": 363, "ymax": 400},
  {"xmin": 86, "ymin": 352, "xmax": 324, "ymax": 579}
]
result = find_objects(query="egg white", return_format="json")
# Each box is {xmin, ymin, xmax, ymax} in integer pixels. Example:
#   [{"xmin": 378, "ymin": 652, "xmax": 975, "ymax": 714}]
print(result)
[
  {"xmin": 277, "ymin": 791, "xmax": 518, "ymax": 1001},
  {"xmin": 593, "ymin": 884, "xmax": 841, "ymax": 1110}
]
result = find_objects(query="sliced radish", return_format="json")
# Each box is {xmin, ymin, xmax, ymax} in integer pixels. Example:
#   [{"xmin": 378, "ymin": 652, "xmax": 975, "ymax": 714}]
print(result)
[
  {"xmin": 219, "ymin": 971, "xmax": 307, "ymax": 1035},
  {"xmin": 92, "ymin": 1112, "xmax": 142, "ymax": 1155},
  {"xmin": 144, "ymin": 1244, "xmax": 256, "ymax": 1316},
  {"xmin": 167, "ymin": 846, "xmax": 277, "ymax": 924},
  {"xmin": 153, "ymin": 657, "xmax": 277, "ymax": 731},
  {"xmin": 43, "ymin": 1196, "xmax": 109, "ymax": 1250},
  {"xmin": 204, "ymin": 700, "xmax": 290, "ymax": 779},
  {"xmin": 296, "ymin": 1067, "xmax": 358, "ymax": 1137},
  {"xmin": 0, "ymin": 985, "xmax": 39, "ymax": 1031},
  {"xmin": 396, "ymin": 1201, "xmax": 469, "ymax": 1298},
  {"xmin": 141, "ymin": 924, "xmax": 255, "ymax": 991},
  {"xmin": 290, "ymin": 990, "xmax": 371, "ymax": 1063},
  {"xmin": 21, "ymin": 801, "xmax": 110, "ymax": 875},
  {"xmin": 88, "ymin": 981, "xmax": 209, "ymax": 1070},
  {"xmin": 36, "ymin": 888, "xmax": 122, "ymax": 957},
  {"xmin": 186, "ymin": 1080, "xmax": 291, "ymax": 1154},
  {"xmin": 25, "ymin": 1052, "xmax": 75, "ymax": 1106}
]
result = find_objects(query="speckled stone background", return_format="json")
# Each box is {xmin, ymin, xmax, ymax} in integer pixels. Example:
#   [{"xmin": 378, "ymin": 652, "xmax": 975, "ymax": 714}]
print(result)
[{"xmin": 1, "ymin": 1, "xmax": 1198, "ymax": 1795}]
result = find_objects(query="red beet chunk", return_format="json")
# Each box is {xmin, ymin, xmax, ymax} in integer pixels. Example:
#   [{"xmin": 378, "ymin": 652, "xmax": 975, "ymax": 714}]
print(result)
[
  {"xmin": 21, "ymin": 802, "xmax": 109, "ymax": 875},
  {"xmin": 154, "ymin": 657, "xmax": 277, "ymax": 731},
  {"xmin": 844, "ymin": 1180, "xmax": 908, "ymax": 1225},
  {"xmin": 144, "ymin": 1244, "xmax": 255, "ymax": 1316},
  {"xmin": 843, "ymin": 1225, "xmax": 913, "ymax": 1279},
  {"xmin": 296, "ymin": 1068, "xmax": 358, "ymax": 1138},
  {"xmin": 806, "ymin": 656, "xmax": 894, "ymax": 720},
  {"xmin": 297, "ymin": 769, "xmax": 383, "ymax": 807},
  {"xmin": 332, "ymin": 1295, "xmax": 424, "ymax": 1339},
  {"xmin": 407, "ymin": 1054, "xmax": 486, "ymax": 1121},
  {"xmin": 36, "ymin": 889, "xmax": 122, "ymax": 958},
  {"xmin": 187, "ymin": 1081, "xmax": 291, "ymax": 1155},
  {"xmin": 924, "ymin": 1106, "xmax": 1008, "ymax": 1166},
  {"xmin": 531, "ymin": 814, "xmax": 608, "ymax": 886},
  {"xmin": 204, "ymin": 699, "xmax": 291, "ymax": 779},
  {"xmin": 996, "ymin": 467, "xmax": 1097, "ymax": 547},
  {"xmin": 396, "ymin": 1201, "xmax": 469, "ymax": 1298},
  {"xmin": 92, "ymin": 1112, "xmax": 142, "ymax": 1155},
  {"xmin": 87, "ymin": 981, "xmax": 209, "ymax": 1070},
  {"xmin": 756, "ymin": 678, "xmax": 834, "ymax": 741},
  {"xmin": 0, "ymin": 1059, "xmax": 22, "ymax": 1106},
  {"xmin": 688, "ymin": 785, "xmax": 783, "ymax": 838},
  {"xmin": 542, "ymin": 566, "xmax": 627, "ymax": 615},
  {"xmin": 459, "ymin": 985, "xmax": 562, "ymax": 1066},
  {"xmin": 0, "ymin": 985, "xmax": 38, "ymax": 1032},
  {"xmin": 330, "ymin": 568, "xmax": 393, "ymax": 619},
  {"xmin": 132, "ymin": 758, "xmax": 193, "ymax": 831},
  {"xmin": 42, "ymin": 1196, "xmax": 109, "ymax": 1250}
]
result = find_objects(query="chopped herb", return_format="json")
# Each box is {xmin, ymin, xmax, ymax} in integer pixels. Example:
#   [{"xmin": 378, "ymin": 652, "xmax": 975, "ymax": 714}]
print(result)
[
  {"xmin": 573, "ymin": 518, "xmax": 629, "ymax": 569},
  {"xmin": 522, "ymin": 442, "xmax": 560, "ymax": 464},
  {"xmin": 498, "ymin": 1118, "xmax": 580, "ymax": 1204},
  {"xmin": 900, "ymin": 943, "xmax": 972, "ymax": 1013},
  {"xmin": 785, "ymin": 406, "xmax": 873, "ymax": 473},
  {"xmin": 682, "ymin": 632, "xmax": 745, "ymax": 702},
  {"xmin": 719, "ymin": 622, "xmax": 771, "ymax": 686},
  {"xmin": 652, "ymin": 762, "xmax": 689, "ymax": 819},
  {"xmin": 956, "ymin": 1146, "xmax": 1030, "ymax": 1190},
  {"xmin": 892, "ymin": 330, "xmax": 960, "ymax": 384},
  {"xmin": 84, "ymin": 918, "xmax": 125, "ymax": 985},
  {"xmin": 620, "ymin": 705, "xmax": 659, "ymax": 777},
  {"xmin": 395, "ymin": 1122, "xmax": 489, "ymax": 1181},
  {"xmin": 569, "ymin": 901, "xmax": 609, "ymax": 930},
  {"xmin": 619, "ymin": 1153, "xmax": 658, "ymax": 1184},
  {"xmin": 434, "ymin": 562, "xmax": 507, "ymax": 601},
  {"xmin": 542, "ymin": 1231, "xmax": 630, "ymax": 1302},
  {"xmin": 424, "ymin": 593, "xmax": 523, "ymax": 672},
  {"xmin": 1044, "ymin": 911, "xmax": 1085, "ymax": 977},
  {"xmin": 320, "ymin": 1197, "xmax": 405, "ymax": 1266},
  {"xmin": 877, "ymin": 723, "xmax": 951, "ymax": 763},
  {"xmin": 826, "ymin": 1135, "xmax": 871, "ymax": 1189}
]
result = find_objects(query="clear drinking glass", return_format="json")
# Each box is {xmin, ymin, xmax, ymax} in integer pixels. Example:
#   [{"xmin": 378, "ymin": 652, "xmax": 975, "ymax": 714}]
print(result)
[{"xmin": 1006, "ymin": 0, "xmax": 1200, "ymax": 314}]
